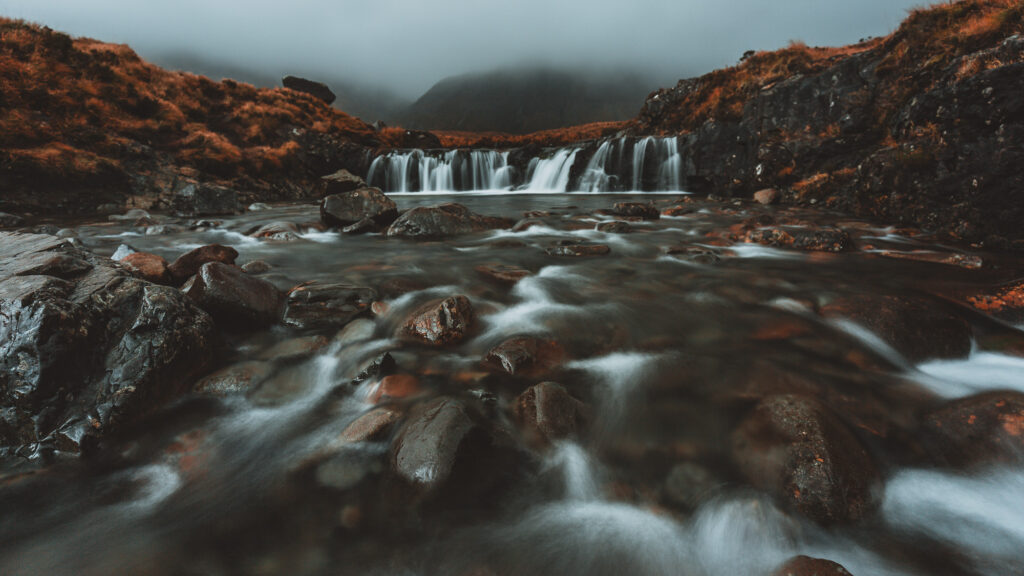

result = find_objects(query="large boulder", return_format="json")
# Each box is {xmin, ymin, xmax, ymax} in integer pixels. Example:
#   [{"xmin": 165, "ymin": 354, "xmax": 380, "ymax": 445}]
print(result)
[
  {"xmin": 320, "ymin": 188, "xmax": 398, "ymax": 228},
  {"xmin": 282, "ymin": 75, "xmax": 336, "ymax": 104},
  {"xmin": 399, "ymin": 296, "xmax": 475, "ymax": 346},
  {"xmin": 731, "ymin": 394, "xmax": 880, "ymax": 524},
  {"xmin": 390, "ymin": 397, "xmax": 526, "ymax": 504},
  {"xmin": 922, "ymin": 391, "xmax": 1024, "ymax": 468},
  {"xmin": 0, "ymin": 233, "xmax": 216, "ymax": 456},
  {"xmin": 283, "ymin": 282, "xmax": 377, "ymax": 330},
  {"xmin": 318, "ymin": 169, "xmax": 366, "ymax": 196},
  {"xmin": 182, "ymin": 262, "xmax": 282, "ymax": 329},
  {"xmin": 171, "ymin": 183, "xmax": 238, "ymax": 217},
  {"xmin": 386, "ymin": 203, "xmax": 513, "ymax": 240}
]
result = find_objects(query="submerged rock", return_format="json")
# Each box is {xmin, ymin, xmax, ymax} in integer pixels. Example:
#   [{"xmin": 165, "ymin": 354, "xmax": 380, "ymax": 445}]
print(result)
[
  {"xmin": 731, "ymin": 394, "xmax": 880, "ymax": 524},
  {"xmin": 611, "ymin": 202, "xmax": 660, "ymax": 220},
  {"xmin": 923, "ymin": 391, "xmax": 1024, "ymax": 468},
  {"xmin": 513, "ymin": 382, "xmax": 588, "ymax": 446},
  {"xmin": 320, "ymin": 187, "xmax": 398, "ymax": 228},
  {"xmin": 283, "ymin": 282, "xmax": 377, "ymax": 330},
  {"xmin": 546, "ymin": 243, "xmax": 611, "ymax": 257},
  {"xmin": 475, "ymin": 264, "xmax": 532, "ymax": 285},
  {"xmin": 596, "ymin": 221, "xmax": 632, "ymax": 233},
  {"xmin": 340, "ymin": 407, "xmax": 402, "ymax": 443},
  {"xmin": 821, "ymin": 294, "xmax": 972, "ymax": 362},
  {"xmin": 193, "ymin": 360, "xmax": 274, "ymax": 396},
  {"xmin": 168, "ymin": 244, "xmax": 239, "ymax": 285},
  {"xmin": 483, "ymin": 336, "xmax": 565, "ymax": 377},
  {"xmin": 399, "ymin": 296, "xmax": 475, "ymax": 346},
  {"xmin": 183, "ymin": 262, "xmax": 282, "ymax": 329},
  {"xmin": 0, "ymin": 233, "xmax": 216, "ymax": 456},
  {"xmin": 386, "ymin": 203, "xmax": 513, "ymax": 240}
]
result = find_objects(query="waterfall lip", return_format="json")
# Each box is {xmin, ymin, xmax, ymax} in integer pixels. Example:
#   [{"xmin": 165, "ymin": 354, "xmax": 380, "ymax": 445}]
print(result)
[{"xmin": 386, "ymin": 190, "xmax": 686, "ymax": 196}]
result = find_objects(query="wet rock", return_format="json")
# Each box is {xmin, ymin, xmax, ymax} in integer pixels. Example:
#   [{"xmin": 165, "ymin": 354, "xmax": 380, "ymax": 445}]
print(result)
[
  {"xmin": 257, "ymin": 335, "xmax": 329, "ymax": 363},
  {"xmin": 319, "ymin": 169, "xmax": 366, "ymax": 196},
  {"xmin": 249, "ymin": 222, "xmax": 302, "ymax": 241},
  {"xmin": 399, "ymin": 295, "xmax": 475, "ymax": 346},
  {"xmin": 771, "ymin": 556, "xmax": 853, "ymax": 576},
  {"xmin": 390, "ymin": 397, "xmax": 524, "ymax": 500},
  {"xmin": 182, "ymin": 262, "xmax": 282, "ymax": 329},
  {"xmin": 821, "ymin": 295, "xmax": 972, "ymax": 362},
  {"xmin": 0, "ymin": 233, "xmax": 216, "ymax": 455},
  {"xmin": 662, "ymin": 205, "xmax": 695, "ymax": 217},
  {"xmin": 546, "ymin": 243, "xmax": 611, "ymax": 257},
  {"xmin": 514, "ymin": 382, "xmax": 588, "ymax": 447},
  {"xmin": 475, "ymin": 264, "xmax": 532, "ymax": 285},
  {"xmin": 596, "ymin": 221, "xmax": 631, "ymax": 233},
  {"xmin": 754, "ymin": 188, "xmax": 781, "ymax": 205},
  {"xmin": 283, "ymin": 282, "xmax": 377, "ymax": 330},
  {"xmin": 746, "ymin": 227, "xmax": 853, "ymax": 252},
  {"xmin": 341, "ymin": 217, "xmax": 380, "ymax": 235},
  {"xmin": 386, "ymin": 203, "xmax": 513, "ymax": 240},
  {"xmin": 963, "ymin": 279, "xmax": 1024, "ymax": 323},
  {"xmin": 731, "ymin": 394, "xmax": 880, "ymax": 524},
  {"xmin": 119, "ymin": 252, "xmax": 171, "ymax": 285},
  {"xmin": 922, "ymin": 391, "xmax": 1024, "ymax": 468},
  {"xmin": 874, "ymin": 250, "xmax": 983, "ymax": 270},
  {"xmin": 483, "ymin": 336, "xmax": 565, "ymax": 377},
  {"xmin": 168, "ymin": 244, "xmax": 239, "ymax": 285},
  {"xmin": 0, "ymin": 212, "xmax": 25, "ymax": 228},
  {"xmin": 315, "ymin": 448, "xmax": 381, "ymax": 491},
  {"xmin": 664, "ymin": 461, "xmax": 717, "ymax": 508},
  {"xmin": 55, "ymin": 228, "xmax": 76, "ymax": 239},
  {"xmin": 241, "ymin": 260, "xmax": 272, "ymax": 274},
  {"xmin": 247, "ymin": 202, "xmax": 271, "ymax": 211},
  {"xmin": 352, "ymin": 352, "xmax": 398, "ymax": 386},
  {"xmin": 664, "ymin": 245, "xmax": 721, "ymax": 264},
  {"xmin": 512, "ymin": 218, "xmax": 545, "ymax": 232},
  {"xmin": 335, "ymin": 318, "xmax": 377, "ymax": 345},
  {"xmin": 369, "ymin": 374, "xmax": 421, "ymax": 403},
  {"xmin": 193, "ymin": 360, "xmax": 274, "ymax": 396},
  {"xmin": 282, "ymin": 75, "xmax": 336, "ymax": 104},
  {"xmin": 611, "ymin": 202, "xmax": 660, "ymax": 220},
  {"xmin": 320, "ymin": 187, "xmax": 398, "ymax": 228},
  {"xmin": 172, "ymin": 183, "xmax": 238, "ymax": 217},
  {"xmin": 340, "ymin": 407, "xmax": 401, "ymax": 443},
  {"xmin": 145, "ymin": 224, "xmax": 186, "ymax": 236}
]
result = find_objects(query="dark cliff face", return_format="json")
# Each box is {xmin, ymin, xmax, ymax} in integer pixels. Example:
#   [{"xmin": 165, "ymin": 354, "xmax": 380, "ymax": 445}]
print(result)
[{"xmin": 631, "ymin": 1, "xmax": 1024, "ymax": 245}]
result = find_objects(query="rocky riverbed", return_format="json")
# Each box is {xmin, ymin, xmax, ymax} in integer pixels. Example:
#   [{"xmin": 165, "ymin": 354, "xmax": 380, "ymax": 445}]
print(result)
[{"xmin": 2, "ymin": 189, "xmax": 1024, "ymax": 575}]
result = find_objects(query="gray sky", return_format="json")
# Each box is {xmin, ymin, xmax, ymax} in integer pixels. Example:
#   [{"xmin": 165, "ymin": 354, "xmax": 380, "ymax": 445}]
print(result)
[{"xmin": 0, "ymin": 0, "xmax": 924, "ymax": 97}]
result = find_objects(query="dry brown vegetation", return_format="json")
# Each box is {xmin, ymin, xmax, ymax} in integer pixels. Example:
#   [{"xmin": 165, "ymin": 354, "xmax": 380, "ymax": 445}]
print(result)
[{"xmin": 0, "ymin": 18, "xmax": 380, "ymax": 185}]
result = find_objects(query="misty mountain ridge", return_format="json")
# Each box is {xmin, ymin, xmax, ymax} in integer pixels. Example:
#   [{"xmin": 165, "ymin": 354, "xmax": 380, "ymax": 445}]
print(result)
[{"xmin": 398, "ymin": 66, "xmax": 660, "ymax": 134}]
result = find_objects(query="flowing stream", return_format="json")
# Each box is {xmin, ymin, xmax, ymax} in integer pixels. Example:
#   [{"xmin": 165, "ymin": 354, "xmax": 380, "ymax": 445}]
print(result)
[{"xmin": 2, "ymin": 191, "xmax": 1024, "ymax": 576}]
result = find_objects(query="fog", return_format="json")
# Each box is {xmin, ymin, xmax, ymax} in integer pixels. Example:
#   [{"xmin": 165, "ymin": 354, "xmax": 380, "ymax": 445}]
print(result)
[{"xmin": 0, "ymin": 0, "xmax": 924, "ymax": 98}]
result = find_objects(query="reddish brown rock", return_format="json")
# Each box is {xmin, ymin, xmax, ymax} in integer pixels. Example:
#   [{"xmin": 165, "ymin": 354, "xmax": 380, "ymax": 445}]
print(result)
[
  {"xmin": 963, "ymin": 279, "xmax": 1024, "ymax": 323},
  {"xmin": 821, "ymin": 295, "xmax": 972, "ymax": 362},
  {"xmin": 514, "ymin": 382, "xmax": 589, "ymax": 445},
  {"xmin": 923, "ymin": 391, "xmax": 1024, "ymax": 468},
  {"xmin": 476, "ymin": 264, "xmax": 532, "ymax": 285},
  {"xmin": 483, "ymin": 336, "xmax": 565, "ymax": 377},
  {"xmin": 662, "ymin": 205, "xmax": 695, "ymax": 217},
  {"xmin": 369, "ymin": 374, "xmax": 421, "ymax": 403},
  {"xmin": 168, "ymin": 244, "xmax": 239, "ymax": 284},
  {"xmin": 746, "ymin": 227, "xmax": 852, "ymax": 252},
  {"xmin": 249, "ymin": 221, "xmax": 301, "ymax": 241},
  {"xmin": 340, "ymin": 407, "xmax": 401, "ymax": 442},
  {"xmin": 120, "ymin": 252, "xmax": 171, "ymax": 284},
  {"xmin": 771, "ymin": 556, "xmax": 853, "ymax": 576},
  {"xmin": 400, "ymin": 296, "xmax": 475, "ymax": 346},
  {"xmin": 731, "ymin": 394, "xmax": 880, "ymax": 524},
  {"xmin": 183, "ymin": 262, "xmax": 282, "ymax": 329},
  {"xmin": 754, "ymin": 188, "xmax": 781, "ymax": 205}
]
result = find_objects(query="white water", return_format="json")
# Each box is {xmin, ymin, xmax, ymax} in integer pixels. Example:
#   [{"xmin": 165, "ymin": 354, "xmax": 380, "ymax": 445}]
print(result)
[
  {"xmin": 365, "ymin": 137, "xmax": 684, "ymax": 193},
  {"xmin": 916, "ymin": 350, "xmax": 1024, "ymax": 398}
]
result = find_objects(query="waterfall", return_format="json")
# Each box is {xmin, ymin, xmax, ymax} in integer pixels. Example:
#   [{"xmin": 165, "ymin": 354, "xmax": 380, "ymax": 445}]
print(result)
[
  {"xmin": 365, "ymin": 137, "xmax": 682, "ymax": 193},
  {"xmin": 525, "ymin": 148, "xmax": 579, "ymax": 191}
]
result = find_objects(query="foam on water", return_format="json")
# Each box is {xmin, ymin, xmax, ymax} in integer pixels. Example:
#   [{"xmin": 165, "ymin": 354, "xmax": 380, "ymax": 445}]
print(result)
[
  {"xmin": 884, "ymin": 467, "xmax": 1024, "ymax": 575},
  {"xmin": 915, "ymin": 351, "xmax": 1024, "ymax": 398}
]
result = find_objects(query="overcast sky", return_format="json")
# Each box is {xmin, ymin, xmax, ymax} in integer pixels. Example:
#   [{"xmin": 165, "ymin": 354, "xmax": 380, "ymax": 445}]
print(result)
[{"xmin": 0, "ymin": 0, "xmax": 924, "ymax": 97}]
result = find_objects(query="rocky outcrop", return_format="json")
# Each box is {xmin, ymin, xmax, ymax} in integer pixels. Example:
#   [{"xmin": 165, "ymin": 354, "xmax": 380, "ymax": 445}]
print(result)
[
  {"xmin": 282, "ymin": 75, "xmax": 337, "ymax": 105},
  {"xmin": 172, "ymin": 183, "xmax": 238, "ymax": 217},
  {"xmin": 0, "ymin": 233, "xmax": 216, "ymax": 457}
]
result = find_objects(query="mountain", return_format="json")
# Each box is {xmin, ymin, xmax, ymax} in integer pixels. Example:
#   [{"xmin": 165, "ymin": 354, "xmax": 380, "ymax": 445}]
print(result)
[{"xmin": 399, "ymin": 67, "xmax": 656, "ymax": 134}]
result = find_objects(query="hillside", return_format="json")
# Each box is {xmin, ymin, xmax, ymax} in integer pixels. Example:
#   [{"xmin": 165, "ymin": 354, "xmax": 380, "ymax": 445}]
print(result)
[
  {"xmin": 0, "ymin": 19, "xmax": 426, "ymax": 215},
  {"xmin": 627, "ymin": 0, "xmax": 1024, "ymax": 245},
  {"xmin": 400, "ymin": 67, "xmax": 652, "ymax": 134}
]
